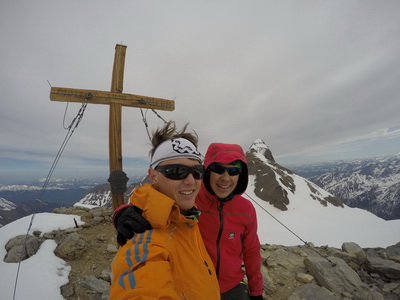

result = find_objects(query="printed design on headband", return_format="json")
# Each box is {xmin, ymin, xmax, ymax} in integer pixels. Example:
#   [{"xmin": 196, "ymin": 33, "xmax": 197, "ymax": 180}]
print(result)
[{"xmin": 172, "ymin": 139, "xmax": 201, "ymax": 156}]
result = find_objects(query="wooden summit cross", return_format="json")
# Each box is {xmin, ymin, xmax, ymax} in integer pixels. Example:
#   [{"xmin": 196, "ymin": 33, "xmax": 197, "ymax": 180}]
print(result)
[{"xmin": 50, "ymin": 44, "xmax": 175, "ymax": 210}]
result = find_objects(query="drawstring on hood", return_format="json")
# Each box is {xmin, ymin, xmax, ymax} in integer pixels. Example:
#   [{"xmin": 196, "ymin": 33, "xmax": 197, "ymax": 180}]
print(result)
[{"xmin": 203, "ymin": 143, "xmax": 248, "ymax": 201}]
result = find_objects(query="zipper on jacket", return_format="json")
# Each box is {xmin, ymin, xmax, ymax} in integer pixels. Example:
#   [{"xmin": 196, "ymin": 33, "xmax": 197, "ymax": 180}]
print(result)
[
  {"xmin": 193, "ymin": 222, "xmax": 213, "ymax": 275},
  {"xmin": 216, "ymin": 201, "xmax": 224, "ymax": 277}
]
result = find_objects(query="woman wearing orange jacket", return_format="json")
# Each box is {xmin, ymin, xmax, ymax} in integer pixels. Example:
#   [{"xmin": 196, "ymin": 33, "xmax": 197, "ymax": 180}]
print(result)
[{"xmin": 110, "ymin": 121, "xmax": 220, "ymax": 300}]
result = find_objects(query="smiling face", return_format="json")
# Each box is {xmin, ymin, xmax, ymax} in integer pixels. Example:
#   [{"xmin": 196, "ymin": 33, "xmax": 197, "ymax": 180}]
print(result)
[
  {"xmin": 209, "ymin": 163, "xmax": 240, "ymax": 199},
  {"xmin": 149, "ymin": 158, "xmax": 202, "ymax": 211}
]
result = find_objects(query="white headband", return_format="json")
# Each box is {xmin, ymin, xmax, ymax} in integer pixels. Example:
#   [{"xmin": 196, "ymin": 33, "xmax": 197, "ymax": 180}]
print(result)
[{"xmin": 150, "ymin": 138, "xmax": 202, "ymax": 169}]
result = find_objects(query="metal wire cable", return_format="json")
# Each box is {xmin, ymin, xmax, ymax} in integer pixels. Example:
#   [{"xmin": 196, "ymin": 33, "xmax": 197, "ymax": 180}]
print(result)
[
  {"xmin": 245, "ymin": 192, "xmax": 337, "ymax": 267},
  {"xmin": 140, "ymin": 108, "xmax": 152, "ymax": 142},
  {"xmin": 12, "ymin": 102, "xmax": 88, "ymax": 300},
  {"xmin": 139, "ymin": 98, "xmax": 169, "ymax": 141}
]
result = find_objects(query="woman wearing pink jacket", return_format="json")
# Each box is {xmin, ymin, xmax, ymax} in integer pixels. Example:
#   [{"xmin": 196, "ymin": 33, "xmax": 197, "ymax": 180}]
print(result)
[{"xmin": 196, "ymin": 143, "xmax": 263, "ymax": 299}]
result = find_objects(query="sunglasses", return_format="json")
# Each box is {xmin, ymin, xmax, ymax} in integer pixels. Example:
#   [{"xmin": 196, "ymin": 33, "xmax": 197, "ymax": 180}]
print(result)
[
  {"xmin": 155, "ymin": 164, "xmax": 205, "ymax": 180},
  {"xmin": 208, "ymin": 164, "xmax": 242, "ymax": 176}
]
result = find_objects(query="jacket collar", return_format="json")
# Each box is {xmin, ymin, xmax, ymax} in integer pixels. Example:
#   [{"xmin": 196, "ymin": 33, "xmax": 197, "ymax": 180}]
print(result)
[{"xmin": 132, "ymin": 183, "xmax": 199, "ymax": 228}]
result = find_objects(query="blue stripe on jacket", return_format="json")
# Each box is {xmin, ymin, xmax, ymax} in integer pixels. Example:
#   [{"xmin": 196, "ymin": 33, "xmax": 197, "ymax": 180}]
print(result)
[{"xmin": 118, "ymin": 230, "xmax": 153, "ymax": 289}]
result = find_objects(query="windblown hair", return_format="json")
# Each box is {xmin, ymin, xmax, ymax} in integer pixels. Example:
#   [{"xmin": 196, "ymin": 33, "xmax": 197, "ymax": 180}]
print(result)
[{"xmin": 149, "ymin": 121, "xmax": 199, "ymax": 157}]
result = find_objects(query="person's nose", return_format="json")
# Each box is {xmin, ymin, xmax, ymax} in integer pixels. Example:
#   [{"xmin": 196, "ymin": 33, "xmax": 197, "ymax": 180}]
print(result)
[
  {"xmin": 183, "ymin": 173, "xmax": 196, "ymax": 183},
  {"xmin": 220, "ymin": 171, "xmax": 230, "ymax": 180}
]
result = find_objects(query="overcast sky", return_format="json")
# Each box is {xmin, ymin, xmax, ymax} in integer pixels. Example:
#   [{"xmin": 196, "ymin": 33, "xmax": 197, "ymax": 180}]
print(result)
[{"xmin": 1, "ymin": 1, "xmax": 400, "ymax": 182}]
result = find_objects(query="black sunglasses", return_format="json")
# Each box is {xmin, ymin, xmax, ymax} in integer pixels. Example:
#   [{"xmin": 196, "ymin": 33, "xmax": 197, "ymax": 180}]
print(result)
[
  {"xmin": 208, "ymin": 164, "xmax": 242, "ymax": 176},
  {"xmin": 155, "ymin": 164, "xmax": 205, "ymax": 180}
]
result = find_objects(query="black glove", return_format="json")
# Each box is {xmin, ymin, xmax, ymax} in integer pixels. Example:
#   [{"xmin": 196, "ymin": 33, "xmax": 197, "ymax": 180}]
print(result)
[
  {"xmin": 250, "ymin": 296, "xmax": 263, "ymax": 300},
  {"xmin": 115, "ymin": 205, "xmax": 152, "ymax": 246}
]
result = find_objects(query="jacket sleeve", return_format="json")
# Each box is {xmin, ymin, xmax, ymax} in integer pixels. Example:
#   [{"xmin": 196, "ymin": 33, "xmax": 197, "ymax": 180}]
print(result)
[
  {"xmin": 242, "ymin": 203, "xmax": 264, "ymax": 296},
  {"xmin": 110, "ymin": 230, "xmax": 181, "ymax": 300}
]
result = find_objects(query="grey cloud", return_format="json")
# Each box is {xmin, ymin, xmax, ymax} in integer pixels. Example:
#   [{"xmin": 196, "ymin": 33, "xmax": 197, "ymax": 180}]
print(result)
[{"xmin": 1, "ymin": 1, "xmax": 400, "ymax": 179}]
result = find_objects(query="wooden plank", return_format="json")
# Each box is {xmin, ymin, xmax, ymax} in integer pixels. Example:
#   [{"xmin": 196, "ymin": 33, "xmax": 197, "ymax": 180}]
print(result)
[
  {"xmin": 110, "ymin": 102, "xmax": 124, "ymax": 210},
  {"xmin": 111, "ymin": 44, "xmax": 126, "ymax": 93},
  {"xmin": 109, "ymin": 103, "xmax": 123, "ymax": 172},
  {"xmin": 110, "ymin": 45, "xmax": 126, "ymax": 210},
  {"xmin": 50, "ymin": 87, "xmax": 175, "ymax": 111}
]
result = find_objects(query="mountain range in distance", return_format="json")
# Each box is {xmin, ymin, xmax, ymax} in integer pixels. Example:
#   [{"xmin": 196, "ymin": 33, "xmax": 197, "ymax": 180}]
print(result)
[
  {"xmin": 291, "ymin": 152, "xmax": 400, "ymax": 220},
  {"xmin": 1, "ymin": 140, "xmax": 399, "ymax": 230},
  {"xmin": 0, "ymin": 176, "xmax": 141, "ymax": 226}
]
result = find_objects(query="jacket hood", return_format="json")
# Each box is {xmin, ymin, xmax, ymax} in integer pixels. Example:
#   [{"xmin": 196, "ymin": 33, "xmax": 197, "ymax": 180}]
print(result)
[{"xmin": 203, "ymin": 143, "xmax": 248, "ymax": 198}]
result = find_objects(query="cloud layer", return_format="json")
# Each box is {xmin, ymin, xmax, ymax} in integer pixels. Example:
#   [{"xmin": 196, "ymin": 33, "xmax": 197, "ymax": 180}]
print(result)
[{"xmin": 1, "ymin": 1, "xmax": 400, "ymax": 180}]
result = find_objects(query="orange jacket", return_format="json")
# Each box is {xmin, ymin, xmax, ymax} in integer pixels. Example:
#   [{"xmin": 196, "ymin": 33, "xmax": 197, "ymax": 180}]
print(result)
[{"xmin": 110, "ymin": 184, "xmax": 220, "ymax": 300}]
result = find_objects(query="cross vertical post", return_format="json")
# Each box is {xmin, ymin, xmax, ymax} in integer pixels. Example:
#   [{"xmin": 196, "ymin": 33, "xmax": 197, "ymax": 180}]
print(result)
[{"xmin": 109, "ymin": 45, "xmax": 126, "ymax": 210}]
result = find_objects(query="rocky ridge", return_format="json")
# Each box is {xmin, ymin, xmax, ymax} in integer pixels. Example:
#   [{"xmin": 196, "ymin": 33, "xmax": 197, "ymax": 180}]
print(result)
[
  {"xmin": 246, "ymin": 139, "xmax": 343, "ymax": 211},
  {"xmin": 3, "ymin": 206, "xmax": 400, "ymax": 300}
]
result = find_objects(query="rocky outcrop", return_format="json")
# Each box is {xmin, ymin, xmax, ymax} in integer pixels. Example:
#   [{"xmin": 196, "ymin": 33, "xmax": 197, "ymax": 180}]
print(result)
[
  {"xmin": 263, "ymin": 242, "xmax": 400, "ymax": 299},
  {"xmin": 3, "ymin": 207, "xmax": 400, "ymax": 299},
  {"xmin": 4, "ymin": 234, "xmax": 40, "ymax": 262}
]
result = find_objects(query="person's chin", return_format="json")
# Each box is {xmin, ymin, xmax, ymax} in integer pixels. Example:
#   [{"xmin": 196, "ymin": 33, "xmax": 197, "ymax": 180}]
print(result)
[
  {"xmin": 177, "ymin": 200, "xmax": 195, "ymax": 211},
  {"xmin": 215, "ymin": 191, "xmax": 231, "ymax": 199}
]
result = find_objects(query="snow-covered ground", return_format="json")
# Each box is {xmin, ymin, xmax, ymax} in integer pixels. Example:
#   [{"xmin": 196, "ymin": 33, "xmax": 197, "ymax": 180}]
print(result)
[
  {"xmin": 248, "ymin": 174, "xmax": 400, "ymax": 248},
  {"xmin": 1, "ymin": 181, "xmax": 400, "ymax": 299},
  {"xmin": 0, "ymin": 213, "xmax": 84, "ymax": 300}
]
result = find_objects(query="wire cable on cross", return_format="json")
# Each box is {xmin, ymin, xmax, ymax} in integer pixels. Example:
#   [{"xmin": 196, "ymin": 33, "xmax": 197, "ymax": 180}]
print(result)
[
  {"xmin": 139, "ymin": 98, "xmax": 169, "ymax": 141},
  {"xmin": 12, "ymin": 100, "xmax": 88, "ymax": 300},
  {"xmin": 245, "ymin": 192, "xmax": 337, "ymax": 267}
]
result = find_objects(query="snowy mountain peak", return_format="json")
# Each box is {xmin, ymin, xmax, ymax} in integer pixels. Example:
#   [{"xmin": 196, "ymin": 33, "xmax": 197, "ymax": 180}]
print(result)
[
  {"xmin": 0, "ymin": 198, "xmax": 17, "ymax": 211},
  {"xmin": 246, "ymin": 146, "xmax": 342, "ymax": 212},
  {"xmin": 74, "ymin": 177, "xmax": 150, "ymax": 208},
  {"xmin": 75, "ymin": 184, "xmax": 112, "ymax": 208},
  {"xmin": 249, "ymin": 139, "xmax": 275, "ymax": 162}
]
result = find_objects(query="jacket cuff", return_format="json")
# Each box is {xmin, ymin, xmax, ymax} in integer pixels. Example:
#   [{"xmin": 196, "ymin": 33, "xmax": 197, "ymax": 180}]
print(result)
[{"xmin": 112, "ymin": 204, "xmax": 133, "ymax": 229}]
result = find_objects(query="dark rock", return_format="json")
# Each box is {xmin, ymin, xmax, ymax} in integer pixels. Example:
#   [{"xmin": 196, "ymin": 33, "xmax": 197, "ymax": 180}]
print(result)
[
  {"xmin": 288, "ymin": 283, "xmax": 341, "ymax": 300},
  {"xmin": 55, "ymin": 232, "xmax": 88, "ymax": 260},
  {"xmin": 304, "ymin": 255, "xmax": 378, "ymax": 298},
  {"xmin": 79, "ymin": 275, "xmax": 110, "ymax": 294},
  {"xmin": 365, "ymin": 256, "xmax": 400, "ymax": 279},
  {"xmin": 4, "ymin": 234, "xmax": 39, "ymax": 262}
]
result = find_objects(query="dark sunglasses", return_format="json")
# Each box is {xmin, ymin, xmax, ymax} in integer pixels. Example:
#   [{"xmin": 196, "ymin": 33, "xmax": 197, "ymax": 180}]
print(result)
[
  {"xmin": 155, "ymin": 164, "xmax": 205, "ymax": 180},
  {"xmin": 208, "ymin": 164, "xmax": 242, "ymax": 176}
]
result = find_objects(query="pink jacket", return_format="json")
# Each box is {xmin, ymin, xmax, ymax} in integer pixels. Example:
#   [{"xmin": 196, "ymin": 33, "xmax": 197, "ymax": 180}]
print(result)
[{"xmin": 196, "ymin": 143, "xmax": 264, "ymax": 296}]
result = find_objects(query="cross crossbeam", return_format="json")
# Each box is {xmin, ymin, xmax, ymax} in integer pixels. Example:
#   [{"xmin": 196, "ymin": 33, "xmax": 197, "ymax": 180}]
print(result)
[{"xmin": 50, "ymin": 87, "xmax": 174, "ymax": 110}]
